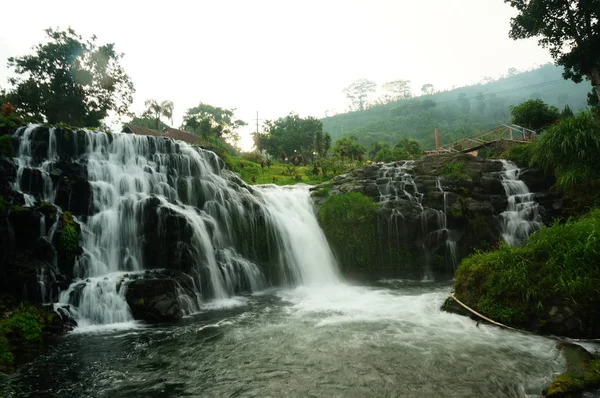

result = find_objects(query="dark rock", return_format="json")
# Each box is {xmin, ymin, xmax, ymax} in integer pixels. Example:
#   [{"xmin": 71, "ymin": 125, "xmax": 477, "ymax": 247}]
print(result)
[
  {"xmin": 519, "ymin": 168, "xmax": 555, "ymax": 193},
  {"xmin": 125, "ymin": 277, "xmax": 184, "ymax": 322}
]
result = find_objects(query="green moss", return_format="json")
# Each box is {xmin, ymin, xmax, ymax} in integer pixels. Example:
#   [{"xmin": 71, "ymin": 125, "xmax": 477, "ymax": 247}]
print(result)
[
  {"xmin": 10, "ymin": 205, "xmax": 23, "ymax": 214},
  {"xmin": 545, "ymin": 345, "xmax": 600, "ymax": 397},
  {"xmin": 318, "ymin": 192, "xmax": 380, "ymax": 270},
  {"xmin": 0, "ymin": 304, "xmax": 47, "ymax": 373},
  {"xmin": 454, "ymin": 209, "xmax": 600, "ymax": 335},
  {"xmin": 441, "ymin": 161, "xmax": 469, "ymax": 180},
  {"xmin": 0, "ymin": 134, "xmax": 13, "ymax": 157},
  {"xmin": 59, "ymin": 211, "xmax": 79, "ymax": 262}
]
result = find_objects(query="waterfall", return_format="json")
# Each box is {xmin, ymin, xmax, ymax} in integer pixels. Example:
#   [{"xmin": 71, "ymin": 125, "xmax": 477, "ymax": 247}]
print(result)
[
  {"xmin": 259, "ymin": 185, "xmax": 340, "ymax": 286},
  {"xmin": 12, "ymin": 126, "xmax": 339, "ymax": 326},
  {"xmin": 499, "ymin": 160, "xmax": 542, "ymax": 246}
]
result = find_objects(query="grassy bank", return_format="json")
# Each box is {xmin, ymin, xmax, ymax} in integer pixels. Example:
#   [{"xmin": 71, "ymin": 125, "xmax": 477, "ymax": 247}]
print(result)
[
  {"xmin": 227, "ymin": 156, "xmax": 337, "ymax": 186},
  {"xmin": 453, "ymin": 209, "xmax": 600, "ymax": 337}
]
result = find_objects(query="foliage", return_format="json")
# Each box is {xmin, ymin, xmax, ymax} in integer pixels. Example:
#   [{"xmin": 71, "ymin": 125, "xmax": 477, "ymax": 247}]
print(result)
[
  {"xmin": 254, "ymin": 113, "xmax": 324, "ymax": 162},
  {"xmin": 6, "ymin": 28, "xmax": 134, "ymax": 127},
  {"xmin": 59, "ymin": 211, "xmax": 79, "ymax": 262},
  {"xmin": 0, "ymin": 304, "xmax": 47, "ymax": 372},
  {"xmin": 323, "ymin": 65, "xmax": 590, "ymax": 150},
  {"xmin": 313, "ymin": 129, "xmax": 332, "ymax": 159},
  {"xmin": 240, "ymin": 152, "xmax": 264, "ymax": 164},
  {"xmin": 441, "ymin": 161, "xmax": 468, "ymax": 180},
  {"xmin": 343, "ymin": 78, "xmax": 377, "ymax": 111},
  {"xmin": 509, "ymin": 99, "xmax": 560, "ymax": 131},
  {"xmin": 318, "ymin": 193, "xmax": 380, "ymax": 270},
  {"xmin": 143, "ymin": 99, "xmax": 174, "ymax": 131},
  {"xmin": 0, "ymin": 103, "xmax": 23, "ymax": 133},
  {"xmin": 128, "ymin": 116, "xmax": 169, "ymax": 131},
  {"xmin": 181, "ymin": 103, "xmax": 245, "ymax": 145},
  {"xmin": 505, "ymin": 0, "xmax": 600, "ymax": 103},
  {"xmin": 454, "ymin": 209, "xmax": 600, "ymax": 336},
  {"xmin": 379, "ymin": 79, "xmax": 412, "ymax": 103},
  {"xmin": 228, "ymin": 157, "xmax": 335, "ymax": 186},
  {"xmin": 499, "ymin": 142, "xmax": 538, "ymax": 167},
  {"xmin": 532, "ymin": 111, "xmax": 600, "ymax": 203},
  {"xmin": 0, "ymin": 135, "xmax": 13, "ymax": 157},
  {"xmin": 332, "ymin": 136, "xmax": 366, "ymax": 162}
]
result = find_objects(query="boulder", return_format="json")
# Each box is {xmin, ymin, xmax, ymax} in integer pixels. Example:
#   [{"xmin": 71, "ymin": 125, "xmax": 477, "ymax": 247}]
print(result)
[{"xmin": 125, "ymin": 276, "xmax": 184, "ymax": 322}]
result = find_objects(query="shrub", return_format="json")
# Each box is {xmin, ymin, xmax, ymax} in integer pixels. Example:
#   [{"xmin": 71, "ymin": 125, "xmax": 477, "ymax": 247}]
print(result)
[
  {"xmin": 454, "ymin": 209, "xmax": 600, "ymax": 336},
  {"xmin": 499, "ymin": 142, "xmax": 538, "ymax": 167},
  {"xmin": 441, "ymin": 161, "xmax": 468, "ymax": 180},
  {"xmin": 532, "ymin": 111, "xmax": 600, "ymax": 206},
  {"xmin": 240, "ymin": 152, "xmax": 264, "ymax": 164},
  {"xmin": 509, "ymin": 99, "xmax": 560, "ymax": 131},
  {"xmin": 319, "ymin": 193, "xmax": 379, "ymax": 269}
]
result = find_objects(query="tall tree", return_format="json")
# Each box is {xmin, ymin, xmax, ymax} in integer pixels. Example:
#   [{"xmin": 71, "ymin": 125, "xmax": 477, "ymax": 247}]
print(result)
[
  {"xmin": 256, "ymin": 113, "xmax": 323, "ymax": 161},
  {"xmin": 343, "ymin": 79, "xmax": 377, "ymax": 111},
  {"xmin": 510, "ymin": 99, "xmax": 560, "ymax": 131},
  {"xmin": 381, "ymin": 79, "xmax": 412, "ymax": 102},
  {"xmin": 182, "ymin": 103, "xmax": 245, "ymax": 143},
  {"xmin": 143, "ymin": 99, "xmax": 174, "ymax": 131},
  {"xmin": 6, "ymin": 28, "xmax": 134, "ymax": 127},
  {"xmin": 505, "ymin": 0, "xmax": 600, "ymax": 102},
  {"xmin": 421, "ymin": 83, "xmax": 435, "ymax": 95}
]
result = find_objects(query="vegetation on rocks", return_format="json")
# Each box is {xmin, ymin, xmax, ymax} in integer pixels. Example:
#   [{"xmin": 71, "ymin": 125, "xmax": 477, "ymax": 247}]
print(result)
[
  {"xmin": 543, "ymin": 343, "xmax": 600, "ymax": 397},
  {"xmin": 59, "ymin": 211, "xmax": 79, "ymax": 264},
  {"xmin": 318, "ymin": 193, "xmax": 379, "ymax": 270},
  {"xmin": 454, "ymin": 209, "xmax": 600, "ymax": 338}
]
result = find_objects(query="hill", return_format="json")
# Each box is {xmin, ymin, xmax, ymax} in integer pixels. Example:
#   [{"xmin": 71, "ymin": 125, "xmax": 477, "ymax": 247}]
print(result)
[{"xmin": 322, "ymin": 65, "xmax": 591, "ymax": 149}]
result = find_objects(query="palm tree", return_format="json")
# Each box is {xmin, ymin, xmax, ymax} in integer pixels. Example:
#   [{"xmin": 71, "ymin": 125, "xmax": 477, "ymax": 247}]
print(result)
[{"xmin": 144, "ymin": 99, "xmax": 174, "ymax": 132}]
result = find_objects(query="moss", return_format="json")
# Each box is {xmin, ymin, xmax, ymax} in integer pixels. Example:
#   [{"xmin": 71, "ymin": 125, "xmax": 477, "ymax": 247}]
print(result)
[
  {"xmin": 318, "ymin": 192, "xmax": 380, "ymax": 270},
  {"xmin": 544, "ymin": 344, "xmax": 600, "ymax": 397},
  {"xmin": 59, "ymin": 211, "xmax": 79, "ymax": 263},
  {"xmin": 0, "ymin": 134, "xmax": 13, "ymax": 157},
  {"xmin": 441, "ymin": 161, "xmax": 469, "ymax": 180},
  {"xmin": 0, "ymin": 304, "xmax": 48, "ymax": 373},
  {"xmin": 311, "ymin": 185, "xmax": 331, "ymax": 198},
  {"xmin": 135, "ymin": 298, "xmax": 145, "ymax": 306},
  {"xmin": 9, "ymin": 205, "xmax": 23, "ymax": 214},
  {"xmin": 449, "ymin": 202, "xmax": 464, "ymax": 218},
  {"xmin": 453, "ymin": 209, "xmax": 600, "ymax": 337}
]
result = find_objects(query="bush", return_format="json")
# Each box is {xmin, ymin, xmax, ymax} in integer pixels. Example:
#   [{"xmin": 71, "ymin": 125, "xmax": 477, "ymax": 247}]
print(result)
[
  {"xmin": 441, "ymin": 161, "xmax": 468, "ymax": 180},
  {"xmin": 318, "ymin": 193, "xmax": 379, "ymax": 270},
  {"xmin": 532, "ymin": 111, "xmax": 600, "ymax": 206},
  {"xmin": 499, "ymin": 142, "xmax": 538, "ymax": 167},
  {"xmin": 0, "ymin": 304, "xmax": 46, "ymax": 372},
  {"xmin": 510, "ymin": 99, "xmax": 560, "ymax": 131},
  {"xmin": 454, "ymin": 209, "xmax": 600, "ymax": 337},
  {"xmin": 240, "ymin": 152, "xmax": 264, "ymax": 164}
]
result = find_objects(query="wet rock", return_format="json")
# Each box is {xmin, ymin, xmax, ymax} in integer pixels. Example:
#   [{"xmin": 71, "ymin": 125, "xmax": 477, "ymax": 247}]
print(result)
[
  {"xmin": 543, "ymin": 343, "xmax": 600, "ymax": 397},
  {"xmin": 125, "ymin": 277, "xmax": 184, "ymax": 322}
]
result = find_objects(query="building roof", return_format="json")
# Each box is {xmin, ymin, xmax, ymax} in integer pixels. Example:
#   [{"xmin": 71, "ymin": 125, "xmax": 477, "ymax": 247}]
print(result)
[{"xmin": 123, "ymin": 124, "xmax": 211, "ymax": 147}]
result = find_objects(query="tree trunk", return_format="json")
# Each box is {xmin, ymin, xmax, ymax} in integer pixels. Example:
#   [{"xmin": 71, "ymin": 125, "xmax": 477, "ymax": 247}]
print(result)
[{"xmin": 589, "ymin": 66, "xmax": 600, "ymax": 103}]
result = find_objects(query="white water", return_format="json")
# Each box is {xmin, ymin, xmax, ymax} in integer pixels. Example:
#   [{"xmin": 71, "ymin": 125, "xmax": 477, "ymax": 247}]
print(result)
[
  {"xmin": 499, "ymin": 160, "xmax": 542, "ymax": 246},
  {"xmin": 13, "ymin": 127, "xmax": 344, "ymax": 326},
  {"xmin": 258, "ymin": 184, "xmax": 340, "ymax": 286}
]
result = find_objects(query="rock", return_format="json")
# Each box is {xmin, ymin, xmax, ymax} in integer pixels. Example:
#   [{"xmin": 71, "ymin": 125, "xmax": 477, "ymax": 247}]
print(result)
[
  {"xmin": 540, "ymin": 306, "xmax": 584, "ymax": 337},
  {"xmin": 543, "ymin": 343, "xmax": 600, "ymax": 397},
  {"xmin": 125, "ymin": 276, "xmax": 184, "ymax": 322}
]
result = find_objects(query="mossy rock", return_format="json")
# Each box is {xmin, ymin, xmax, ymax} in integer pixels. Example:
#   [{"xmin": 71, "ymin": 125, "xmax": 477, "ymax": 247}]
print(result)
[{"xmin": 543, "ymin": 343, "xmax": 600, "ymax": 397}]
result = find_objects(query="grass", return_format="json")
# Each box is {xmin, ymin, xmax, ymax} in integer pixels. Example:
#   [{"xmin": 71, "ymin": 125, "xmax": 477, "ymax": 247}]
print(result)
[
  {"xmin": 229, "ymin": 156, "xmax": 336, "ymax": 186},
  {"xmin": 499, "ymin": 142, "xmax": 538, "ymax": 167},
  {"xmin": 454, "ymin": 208, "xmax": 600, "ymax": 337}
]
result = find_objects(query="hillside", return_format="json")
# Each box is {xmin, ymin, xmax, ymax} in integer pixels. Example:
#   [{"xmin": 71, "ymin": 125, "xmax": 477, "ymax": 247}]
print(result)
[{"xmin": 322, "ymin": 65, "xmax": 591, "ymax": 149}]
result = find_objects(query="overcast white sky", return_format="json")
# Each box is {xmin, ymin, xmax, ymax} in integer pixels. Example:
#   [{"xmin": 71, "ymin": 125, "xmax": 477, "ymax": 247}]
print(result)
[{"xmin": 1, "ymin": 0, "xmax": 551, "ymax": 150}]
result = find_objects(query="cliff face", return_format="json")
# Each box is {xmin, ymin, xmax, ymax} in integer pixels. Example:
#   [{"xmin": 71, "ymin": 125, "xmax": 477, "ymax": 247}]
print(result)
[{"xmin": 313, "ymin": 153, "xmax": 561, "ymax": 280}]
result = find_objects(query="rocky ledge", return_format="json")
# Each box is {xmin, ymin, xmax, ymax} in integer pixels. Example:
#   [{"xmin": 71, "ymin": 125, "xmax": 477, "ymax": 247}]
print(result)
[{"xmin": 312, "ymin": 153, "xmax": 561, "ymax": 279}]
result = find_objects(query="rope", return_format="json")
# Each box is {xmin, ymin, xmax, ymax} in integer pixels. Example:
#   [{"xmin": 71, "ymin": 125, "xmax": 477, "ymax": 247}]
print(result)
[{"xmin": 448, "ymin": 293, "xmax": 600, "ymax": 343}]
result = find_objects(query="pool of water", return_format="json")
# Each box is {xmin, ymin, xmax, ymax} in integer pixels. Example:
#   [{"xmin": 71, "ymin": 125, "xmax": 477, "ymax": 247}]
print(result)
[{"xmin": 0, "ymin": 281, "xmax": 577, "ymax": 397}]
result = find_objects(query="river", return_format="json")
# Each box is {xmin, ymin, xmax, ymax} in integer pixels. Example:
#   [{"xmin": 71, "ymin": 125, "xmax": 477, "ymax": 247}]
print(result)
[{"xmin": 1, "ymin": 280, "xmax": 569, "ymax": 398}]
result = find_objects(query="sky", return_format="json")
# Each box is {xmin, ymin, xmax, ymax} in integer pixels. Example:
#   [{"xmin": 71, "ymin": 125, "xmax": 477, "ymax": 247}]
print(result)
[{"xmin": 0, "ymin": 0, "xmax": 552, "ymax": 150}]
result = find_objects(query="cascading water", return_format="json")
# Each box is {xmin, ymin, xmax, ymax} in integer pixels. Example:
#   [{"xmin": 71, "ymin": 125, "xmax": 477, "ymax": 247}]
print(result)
[
  {"xmin": 435, "ymin": 179, "xmax": 458, "ymax": 272},
  {"xmin": 11, "ymin": 126, "xmax": 339, "ymax": 326},
  {"xmin": 499, "ymin": 160, "xmax": 542, "ymax": 246},
  {"xmin": 258, "ymin": 184, "xmax": 340, "ymax": 286}
]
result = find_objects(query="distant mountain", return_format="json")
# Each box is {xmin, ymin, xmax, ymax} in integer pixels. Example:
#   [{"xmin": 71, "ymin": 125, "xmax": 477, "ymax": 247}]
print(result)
[{"xmin": 322, "ymin": 64, "xmax": 590, "ymax": 150}]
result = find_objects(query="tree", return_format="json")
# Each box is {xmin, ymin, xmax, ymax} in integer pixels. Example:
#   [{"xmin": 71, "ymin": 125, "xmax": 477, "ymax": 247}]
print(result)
[
  {"xmin": 421, "ymin": 83, "xmax": 435, "ymax": 96},
  {"xmin": 589, "ymin": 89, "xmax": 600, "ymax": 109},
  {"xmin": 561, "ymin": 105, "xmax": 574, "ymax": 118},
  {"xmin": 381, "ymin": 79, "xmax": 412, "ymax": 102},
  {"xmin": 505, "ymin": 0, "xmax": 600, "ymax": 102},
  {"xmin": 395, "ymin": 138, "xmax": 422, "ymax": 159},
  {"xmin": 343, "ymin": 79, "xmax": 377, "ymax": 111},
  {"xmin": 509, "ymin": 99, "xmax": 560, "ymax": 131},
  {"xmin": 255, "ymin": 113, "xmax": 323, "ymax": 161},
  {"xmin": 182, "ymin": 103, "xmax": 245, "ymax": 143},
  {"xmin": 143, "ymin": 99, "xmax": 174, "ymax": 131},
  {"xmin": 129, "ymin": 116, "xmax": 169, "ymax": 131},
  {"xmin": 6, "ymin": 28, "xmax": 134, "ymax": 127},
  {"xmin": 333, "ymin": 136, "xmax": 366, "ymax": 162},
  {"xmin": 314, "ymin": 130, "xmax": 332, "ymax": 159}
]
